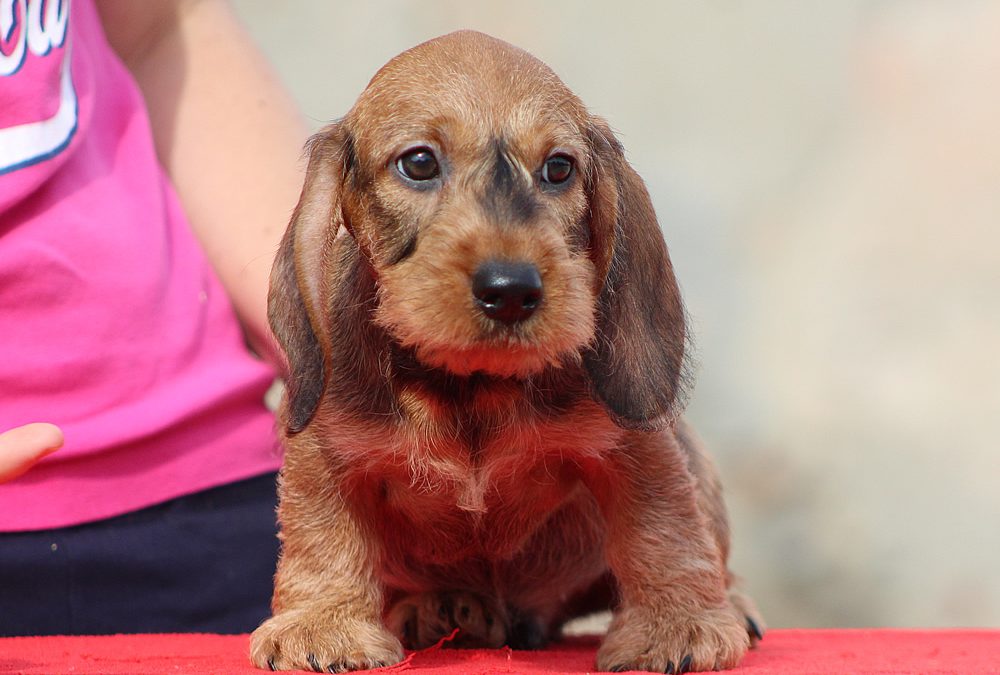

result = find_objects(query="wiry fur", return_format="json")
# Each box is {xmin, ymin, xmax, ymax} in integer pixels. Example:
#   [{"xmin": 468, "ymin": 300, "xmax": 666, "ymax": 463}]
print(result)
[{"xmin": 251, "ymin": 30, "xmax": 762, "ymax": 673}]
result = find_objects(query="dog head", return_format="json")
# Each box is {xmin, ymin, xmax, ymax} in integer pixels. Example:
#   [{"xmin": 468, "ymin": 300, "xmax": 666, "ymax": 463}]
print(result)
[{"xmin": 269, "ymin": 31, "xmax": 689, "ymax": 434}]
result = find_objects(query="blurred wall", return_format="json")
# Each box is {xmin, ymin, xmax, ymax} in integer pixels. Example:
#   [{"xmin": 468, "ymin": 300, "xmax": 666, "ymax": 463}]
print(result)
[{"xmin": 233, "ymin": 0, "xmax": 1000, "ymax": 628}]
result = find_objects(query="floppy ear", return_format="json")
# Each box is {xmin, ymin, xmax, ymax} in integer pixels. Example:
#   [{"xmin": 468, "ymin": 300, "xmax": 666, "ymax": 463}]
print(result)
[
  {"xmin": 583, "ymin": 120, "xmax": 689, "ymax": 431},
  {"xmin": 268, "ymin": 124, "xmax": 347, "ymax": 434}
]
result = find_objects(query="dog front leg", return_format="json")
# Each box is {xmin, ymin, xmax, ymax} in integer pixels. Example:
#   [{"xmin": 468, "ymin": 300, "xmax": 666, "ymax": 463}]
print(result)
[
  {"xmin": 250, "ymin": 465, "xmax": 402, "ymax": 672},
  {"xmin": 588, "ymin": 431, "xmax": 749, "ymax": 673}
]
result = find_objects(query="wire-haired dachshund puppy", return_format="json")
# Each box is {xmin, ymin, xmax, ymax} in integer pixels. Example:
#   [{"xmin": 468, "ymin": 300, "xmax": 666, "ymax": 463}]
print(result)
[{"xmin": 251, "ymin": 30, "xmax": 763, "ymax": 674}]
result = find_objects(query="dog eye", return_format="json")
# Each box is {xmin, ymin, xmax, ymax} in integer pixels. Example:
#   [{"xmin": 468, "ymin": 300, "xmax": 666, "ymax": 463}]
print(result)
[
  {"xmin": 396, "ymin": 148, "xmax": 440, "ymax": 182},
  {"xmin": 541, "ymin": 154, "xmax": 574, "ymax": 185}
]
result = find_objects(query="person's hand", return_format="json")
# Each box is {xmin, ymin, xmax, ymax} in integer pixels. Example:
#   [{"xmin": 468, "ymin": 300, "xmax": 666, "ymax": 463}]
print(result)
[{"xmin": 0, "ymin": 423, "xmax": 63, "ymax": 483}]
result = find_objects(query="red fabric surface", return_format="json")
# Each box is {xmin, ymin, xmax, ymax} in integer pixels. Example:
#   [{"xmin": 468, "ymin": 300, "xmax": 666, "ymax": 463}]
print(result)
[{"xmin": 0, "ymin": 630, "xmax": 997, "ymax": 674}]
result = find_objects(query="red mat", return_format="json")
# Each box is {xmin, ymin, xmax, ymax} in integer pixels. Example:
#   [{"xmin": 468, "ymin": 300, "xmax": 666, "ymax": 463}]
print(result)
[{"xmin": 0, "ymin": 630, "xmax": 997, "ymax": 674}]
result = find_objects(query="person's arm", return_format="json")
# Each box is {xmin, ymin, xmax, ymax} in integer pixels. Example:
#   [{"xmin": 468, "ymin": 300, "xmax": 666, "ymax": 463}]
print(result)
[{"xmin": 95, "ymin": 0, "xmax": 309, "ymax": 370}]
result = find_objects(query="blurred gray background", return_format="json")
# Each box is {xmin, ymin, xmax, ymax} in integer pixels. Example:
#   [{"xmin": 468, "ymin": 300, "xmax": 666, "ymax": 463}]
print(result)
[{"xmin": 233, "ymin": 0, "xmax": 1000, "ymax": 629}]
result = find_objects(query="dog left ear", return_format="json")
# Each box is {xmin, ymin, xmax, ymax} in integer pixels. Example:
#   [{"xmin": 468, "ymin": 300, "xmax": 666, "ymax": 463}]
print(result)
[
  {"xmin": 582, "ymin": 120, "xmax": 689, "ymax": 431},
  {"xmin": 268, "ymin": 124, "xmax": 347, "ymax": 434}
]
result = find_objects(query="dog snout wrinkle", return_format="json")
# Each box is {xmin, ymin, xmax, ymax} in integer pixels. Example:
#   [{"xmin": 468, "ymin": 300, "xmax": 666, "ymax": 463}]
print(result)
[
  {"xmin": 483, "ymin": 138, "xmax": 537, "ymax": 222},
  {"xmin": 472, "ymin": 260, "xmax": 543, "ymax": 324}
]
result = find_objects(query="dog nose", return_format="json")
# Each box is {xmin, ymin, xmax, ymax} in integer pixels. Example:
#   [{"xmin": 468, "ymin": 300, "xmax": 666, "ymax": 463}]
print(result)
[{"xmin": 472, "ymin": 261, "xmax": 543, "ymax": 324}]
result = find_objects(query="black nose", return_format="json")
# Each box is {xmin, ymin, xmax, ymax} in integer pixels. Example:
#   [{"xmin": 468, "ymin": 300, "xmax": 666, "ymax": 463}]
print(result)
[{"xmin": 472, "ymin": 260, "xmax": 543, "ymax": 324}]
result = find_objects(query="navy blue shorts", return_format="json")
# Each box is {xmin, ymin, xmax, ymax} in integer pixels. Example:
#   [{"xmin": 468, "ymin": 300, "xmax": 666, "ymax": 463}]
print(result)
[{"xmin": 0, "ymin": 472, "xmax": 280, "ymax": 636}]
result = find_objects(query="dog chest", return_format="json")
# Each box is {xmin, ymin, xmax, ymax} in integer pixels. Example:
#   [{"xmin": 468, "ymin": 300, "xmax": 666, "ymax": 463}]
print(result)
[
  {"xmin": 371, "ymin": 446, "xmax": 581, "ymax": 563},
  {"xmin": 322, "ymin": 378, "xmax": 622, "ymax": 565}
]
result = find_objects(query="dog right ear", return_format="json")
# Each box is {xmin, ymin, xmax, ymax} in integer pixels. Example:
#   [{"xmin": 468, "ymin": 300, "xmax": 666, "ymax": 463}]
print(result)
[
  {"xmin": 582, "ymin": 119, "xmax": 690, "ymax": 431},
  {"xmin": 268, "ymin": 124, "xmax": 347, "ymax": 434}
]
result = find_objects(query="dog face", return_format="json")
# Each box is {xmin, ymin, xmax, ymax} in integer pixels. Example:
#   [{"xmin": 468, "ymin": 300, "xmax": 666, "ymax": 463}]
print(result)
[
  {"xmin": 269, "ymin": 30, "xmax": 688, "ymax": 434},
  {"xmin": 345, "ymin": 33, "xmax": 600, "ymax": 380}
]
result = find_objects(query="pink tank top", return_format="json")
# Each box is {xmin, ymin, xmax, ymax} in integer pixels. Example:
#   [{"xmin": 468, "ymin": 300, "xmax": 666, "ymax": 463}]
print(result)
[{"xmin": 0, "ymin": 0, "xmax": 281, "ymax": 531}]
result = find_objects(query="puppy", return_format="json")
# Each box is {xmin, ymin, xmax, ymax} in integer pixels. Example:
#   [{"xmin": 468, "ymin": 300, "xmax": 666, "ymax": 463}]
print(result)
[{"xmin": 251, "ymin": 30, "xmax": 763, "ymax": 674}]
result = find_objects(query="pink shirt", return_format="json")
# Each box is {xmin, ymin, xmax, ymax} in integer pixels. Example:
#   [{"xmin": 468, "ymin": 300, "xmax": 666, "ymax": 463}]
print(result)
[{"xmin": 0, "ymin": 0, "xmax": 281, "ymax": 531}]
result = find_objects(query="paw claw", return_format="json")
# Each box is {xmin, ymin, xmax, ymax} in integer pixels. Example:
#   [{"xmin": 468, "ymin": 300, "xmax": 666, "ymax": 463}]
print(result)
[
  {"xmin": 746, "ymin": 615, "xmax": 764, "ymax": 642},
  {"xmin": 596, "ymin": 606, "xmax": 748, "ymax": 673},
  {"xmin": 251, "ymin": 610, "xmax": 403, "ymax": 672}
]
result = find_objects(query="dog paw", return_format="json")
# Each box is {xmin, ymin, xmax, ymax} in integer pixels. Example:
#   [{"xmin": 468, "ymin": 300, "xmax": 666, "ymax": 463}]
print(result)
[
  {"xmin": 251, "ymin": 608, "xmax": 404, "ymax": 672},
  {"xmin": 727, "ymin": 587, "xmax": 766, "ymax": 645},
  {"xmin": 387, "ymin": 590, "xmax": 507, "ymax": 649},
  {"xmin": 596, "ymin": 605, "xmax": 749, "ymax": 673}
]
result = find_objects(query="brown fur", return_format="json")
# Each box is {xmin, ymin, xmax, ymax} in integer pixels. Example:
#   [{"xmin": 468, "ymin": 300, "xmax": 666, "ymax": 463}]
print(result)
[{"xmin": 251, "ymin": 31, "xmax": 762, "ymax": 673}]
